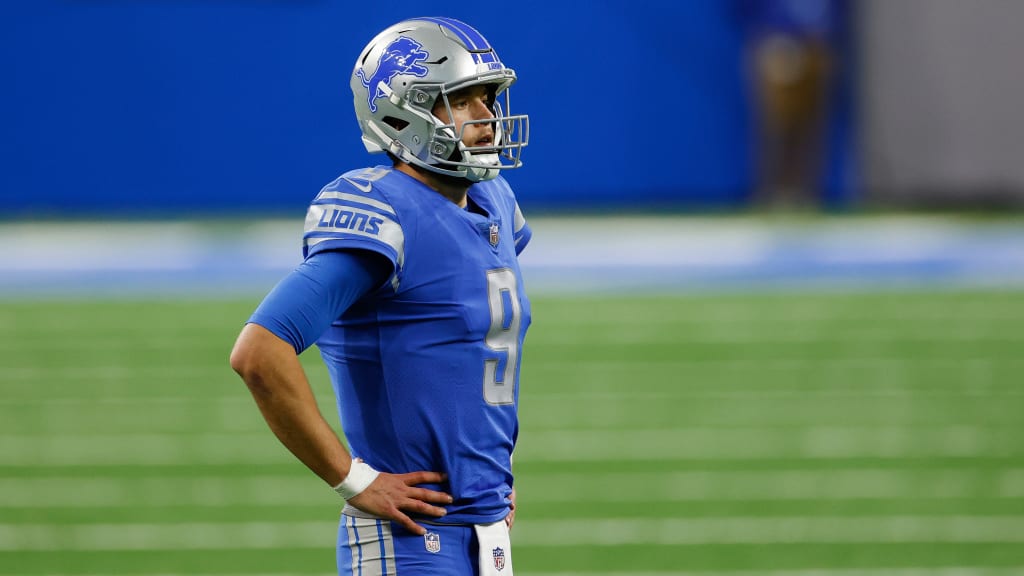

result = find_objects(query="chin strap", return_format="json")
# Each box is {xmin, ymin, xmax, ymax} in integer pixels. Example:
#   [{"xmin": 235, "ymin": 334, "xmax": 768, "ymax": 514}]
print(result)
[{"xmin": 462, "ymin": 151, "xmax": 500, "ymax": 182}]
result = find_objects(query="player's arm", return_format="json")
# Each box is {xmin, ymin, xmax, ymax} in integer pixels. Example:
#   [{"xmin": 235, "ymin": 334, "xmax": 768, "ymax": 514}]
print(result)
[{"xmin": 229, "ymin": 249, "xmax": 451, "ymax": 534}]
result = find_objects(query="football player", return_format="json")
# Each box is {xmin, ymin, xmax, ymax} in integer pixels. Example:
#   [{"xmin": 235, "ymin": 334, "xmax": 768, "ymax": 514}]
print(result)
[{"xmin": 230, "ymin": 16, "xmax": 530, "ymax": 576}]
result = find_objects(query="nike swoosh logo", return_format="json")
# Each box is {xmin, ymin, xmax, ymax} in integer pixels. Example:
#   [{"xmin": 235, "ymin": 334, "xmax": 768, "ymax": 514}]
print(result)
[{"xmin": 342, "ymin": 177, "xmax": 374, "ymax": 193}]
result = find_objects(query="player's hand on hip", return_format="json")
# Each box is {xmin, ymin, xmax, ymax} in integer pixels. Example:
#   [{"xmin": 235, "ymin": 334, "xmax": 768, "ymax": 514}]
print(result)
[
  {"xmin": 348, "ymin": 471, "xmax": 452, "ymax": 535},
  {"xmin": 505, "ymin": 486, "xmax": 516, "ymax": 531}
]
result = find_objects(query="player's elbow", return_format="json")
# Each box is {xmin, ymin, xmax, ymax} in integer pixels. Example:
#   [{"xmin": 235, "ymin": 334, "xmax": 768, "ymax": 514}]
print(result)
[
  {"xmin": 229, "ymin": 337, "xmax": 258, "ymax": 381},
  {"xmin": 230, "ymin": 323, "xmax": 297, "ymax": 399},
  {"xmin": 230, "ymin": 341, "xmax": 279, "ymax": 403}
]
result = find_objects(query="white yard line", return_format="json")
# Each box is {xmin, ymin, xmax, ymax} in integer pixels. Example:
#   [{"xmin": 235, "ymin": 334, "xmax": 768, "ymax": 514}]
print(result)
[
  {"xmin": 514, "ymin": 516, "xmax": 1024, "ymax": 546},
  {"xmin": 3, "ymin": 516, "xmax": 1024, "ymax": 550},
  {"xmin": 525, "ymin": 571, "xmax": 1024, "ymax": 576},
  {"xmin": 32, "ymin": 565, "xmax": 1024, "ymax": 569},
  {"xmin": 0, "ymin": 425, "xmax": 1018, "ymax": 466},
  {"xmin": 1, "ymin": 468, "xmax": 1021, "ymax": 507},
  {"xmin": 516, "ymin": 426, "xmax": 1021, "ymax": 461},
  {"xmin": 34, "ymin": 571, "xmax": 1024, "ymax": 576},
  {"xmin": 1, "ymin": 425, "xmax": 1019, "ymax": 466}
]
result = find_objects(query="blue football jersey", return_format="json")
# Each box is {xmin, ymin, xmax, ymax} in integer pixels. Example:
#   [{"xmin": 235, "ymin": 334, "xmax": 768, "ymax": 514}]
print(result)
[{"xmin": 302, "ymin": 166, "xmax": 532, "ymax": 524}]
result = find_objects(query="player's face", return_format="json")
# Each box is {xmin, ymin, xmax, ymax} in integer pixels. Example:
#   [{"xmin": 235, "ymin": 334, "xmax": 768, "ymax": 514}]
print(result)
[{"xmin": 434, "ymin": 85, "xmax": 495, "ymax": 149}]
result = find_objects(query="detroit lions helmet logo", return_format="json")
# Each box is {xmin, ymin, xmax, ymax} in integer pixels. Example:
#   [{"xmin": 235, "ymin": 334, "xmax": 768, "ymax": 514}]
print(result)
[{"xmin": 356, "ymin": 36, "xmax": 430, "ymax": 113}]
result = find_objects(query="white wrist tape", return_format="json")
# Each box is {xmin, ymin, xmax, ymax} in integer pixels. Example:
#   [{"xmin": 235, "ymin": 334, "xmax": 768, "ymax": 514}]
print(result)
[{"xmin": 333, "ymin": 459, "xmax": 379, "ymax": 500}]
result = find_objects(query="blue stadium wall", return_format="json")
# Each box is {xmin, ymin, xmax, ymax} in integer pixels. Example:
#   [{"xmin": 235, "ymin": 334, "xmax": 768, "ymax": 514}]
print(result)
[{"xmin": 1, "ymin": 1, "xmax": 855, "ymax": 217}]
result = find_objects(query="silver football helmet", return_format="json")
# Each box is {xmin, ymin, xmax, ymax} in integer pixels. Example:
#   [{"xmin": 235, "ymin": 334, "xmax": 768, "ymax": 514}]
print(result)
[{"xmin": 351, "ymin": 17, "xmax": 529, "ymax": 182}]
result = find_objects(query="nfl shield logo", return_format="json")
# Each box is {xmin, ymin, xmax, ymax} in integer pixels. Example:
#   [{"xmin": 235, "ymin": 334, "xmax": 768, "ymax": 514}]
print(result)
[
  {"xmin": 488, "ymin": 222, "xmax": 500, "ymax": 247},
  {"xmin": 492, "ymin": 546, "xmax": 505, "ymax": 571},
  {"xmin": 424, "ymin": 531, "xmax": 441, "ymax": 553}
]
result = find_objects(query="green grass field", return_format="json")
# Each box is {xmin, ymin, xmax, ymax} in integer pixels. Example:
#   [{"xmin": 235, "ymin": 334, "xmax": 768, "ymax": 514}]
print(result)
[{"xmin": 2, "ymin": 291, "xmax": 1024, "ymax": 575}]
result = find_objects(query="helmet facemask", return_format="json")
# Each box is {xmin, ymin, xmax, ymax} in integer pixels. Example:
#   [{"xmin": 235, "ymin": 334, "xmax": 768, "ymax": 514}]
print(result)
[{"xmin": 422, "ymin": 81, "xmax": 529, "ymax": 182}]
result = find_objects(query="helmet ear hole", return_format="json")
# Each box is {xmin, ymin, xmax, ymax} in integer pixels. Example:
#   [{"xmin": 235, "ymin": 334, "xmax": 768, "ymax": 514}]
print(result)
[{"xmin": 382, "ymin": 116, "xmax": 409, "ymax": 131}]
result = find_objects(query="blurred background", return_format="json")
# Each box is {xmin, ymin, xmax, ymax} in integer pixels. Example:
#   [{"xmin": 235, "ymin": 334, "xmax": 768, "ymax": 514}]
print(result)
[{"xmin": 2, "ymin": 0, "xmax": 1024, "ymax": 575}]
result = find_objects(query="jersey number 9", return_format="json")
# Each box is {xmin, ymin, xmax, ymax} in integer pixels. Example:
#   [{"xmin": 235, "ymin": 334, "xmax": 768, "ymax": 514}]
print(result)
[{"xmin": 483, "ymin": 268, "xmax": 521, "ymax": 405}]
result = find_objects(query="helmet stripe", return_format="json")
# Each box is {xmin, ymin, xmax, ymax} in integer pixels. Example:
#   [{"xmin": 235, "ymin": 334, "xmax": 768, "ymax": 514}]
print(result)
[
  {"xmin": 416, "ymin": 16, "xmax": 492, "ymax": 52},
  {"xmin": 436, "ymin": 18, "xmax": 498, "ymax": 64}
]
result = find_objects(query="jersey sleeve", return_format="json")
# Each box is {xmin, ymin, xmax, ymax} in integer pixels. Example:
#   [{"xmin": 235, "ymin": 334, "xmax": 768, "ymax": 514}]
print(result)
[
  {"xmin": 302, "ymin": 172, "xmax": 406, "ymax": 273},
  {"xmin": 247, "ymin": 249, "xmax": 390, "ymax": 354},
  {"xmin": 487, "ymin": 176, "xmax": 531, "ymax": 255},
  {"xmin": 512, "ymin": 200, "xmax": 531, "ymax": 255}
]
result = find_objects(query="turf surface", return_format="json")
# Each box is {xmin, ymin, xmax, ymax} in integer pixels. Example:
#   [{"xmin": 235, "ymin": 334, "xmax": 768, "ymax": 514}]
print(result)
[{"xmin": 1, "ymin": 291, "xmax": 1023, "ymax": 574}]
